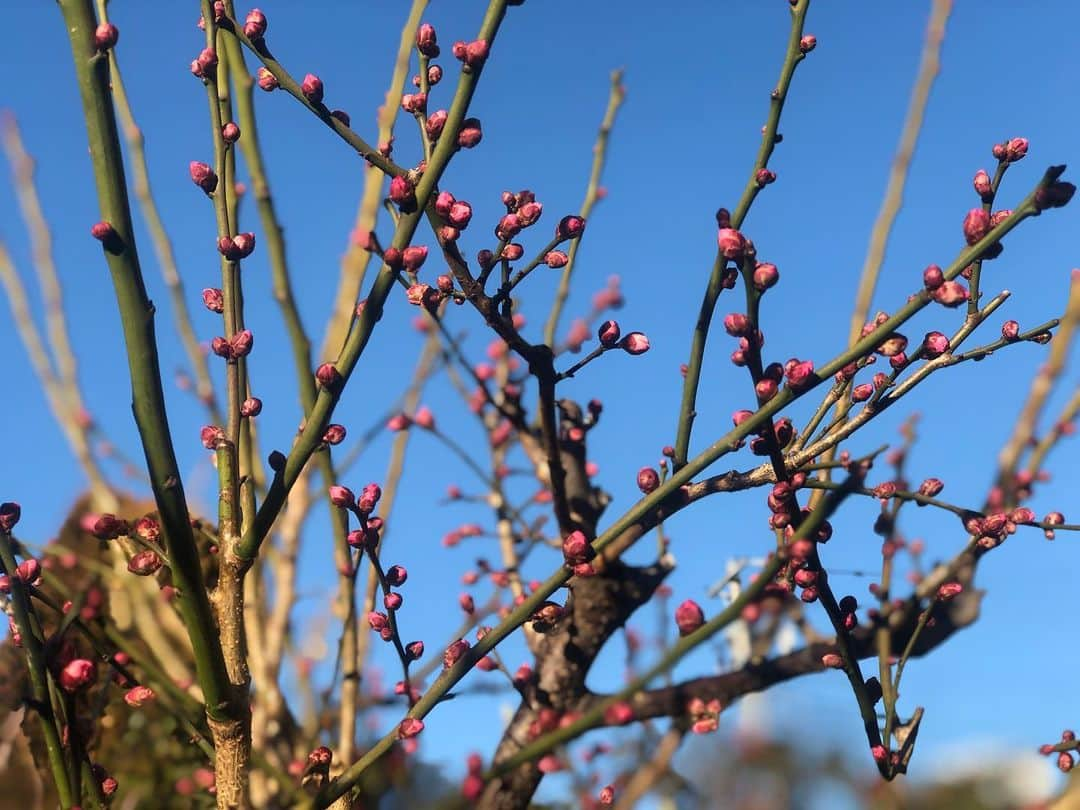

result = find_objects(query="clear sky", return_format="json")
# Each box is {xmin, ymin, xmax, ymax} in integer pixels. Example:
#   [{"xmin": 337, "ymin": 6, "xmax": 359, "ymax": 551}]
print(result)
[{"xmin": 2, "ymin": 1, "xmax": 1078, "ymax": 804}]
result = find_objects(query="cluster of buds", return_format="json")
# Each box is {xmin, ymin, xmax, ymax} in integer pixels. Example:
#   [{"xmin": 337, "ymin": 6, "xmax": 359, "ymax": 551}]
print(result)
[
  {"xmin": 1038, "ymin": 729, "xmax": 1076, "ymax": 773},
  {"xmin": 210, "ymin": 329, "xmax": 254, "ymax": 360},
  {"xmin": 562, "ymin": 530, "xmax": 596, "ymax": 576},
  {"xmin": 217, "ymin": 231, "xmax": 256, "ymax": 261},
  {"xmin": 190, "ymin": 47, "xmax": 218, "ymax": 80},
  {"xmin": 991, "ymin": 136, "xmax": 1028, "ymax": 164},
  {"xmin": 452, "ymin": 39, "xmax": 489, "ymax": 69},
  {"xmin": 687, "ymin": 697, "xmax": 723, "ymax": 734},
  {"xmin": 434, "ymin": 190, "xmax": 473, "ymax": 236}
]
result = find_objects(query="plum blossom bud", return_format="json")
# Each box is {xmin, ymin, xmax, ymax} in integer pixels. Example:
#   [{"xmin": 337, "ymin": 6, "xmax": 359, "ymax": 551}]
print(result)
[
  {"xmin": 59, "ymin": 658, "xmax": 97, "ymax": 692},
  {"xmin": 405, "ymin": 640, "xmax": 424, "ymax": 661},
  {"xmin": 556, "ymin": 215, "xmax": 586, "ymax": 240},
  {"xmin": 417, "ymin": 23, "xmax": 439, "ymax": 57},
  {"xmin": 301, "ymin": 73, "xmax": 324, "ymax": 104},
  {"xmin": 753, "ymin": 262, "xmax": 779, "ymax": 291},
  {"xmin": 603, "ymin": 702, "xmax": 634, "ymax": 726},
  {"xmin": 973, "ymin": 169, "xmax": 992, "ymax": 198},
  {"xmin": 398, "ymin": 718, "xmax": 424, "ymax": 739},
  {"xmin": 918, "ymin": 478, "xmax": 944, "ymax": 497},
  {"xmin": 1003, "ymin": 137, "xmax": 1028, "ymax": 163},
  {"xmin": 0, "ymin": 502, "xmax": 21, "ymax": 532},
  {"xmin": 458, "ymin": 118, "xmax": 483, "ymax": 148},
  {"xmin": 199, "ymin": 289, "xmax": 225, "ymax": 317},
  {"xmin": 444, "ymin": 638, "xmax": 470, "ymax": 668},
  {"xmin": 425, "ymin": 109, "xmax": 447, "ymax": 140},
  {"xmin": 229, "ymin": 329, "xmax": 253, "ymax": 358},
  {"xmin": 545, "ymin": 250, "xmax": 568, "ymax": 268},
  {"xmin": 448, "ymin": 200, "xmax": 473, "ymax": 228},
  {"xmin": 562, "ymin": 530, "xmax": 594, "ymax": 567},
  {"xmin": 315, "ymin": 363, "xmax": 341, "ymax": 390},
  {"xmin": 637, "ymin": 467, "xmax": 659, "ymax": 494},
  {"xmin": 821, "ymin": 653, "xmax": 844, "ymax": 669},
  {"xmin": 785, "ymin": 359, "xmax": 815, "ymax": 389},
  {"xmin": 189, "ymin": 162, "xmax": 218, "ymax": 194},
  {"xmin": 459, "ymin": 593, "xmax": 475, "ymax": 614},
  {"xmin": 619, "ymin": 332, "xmax": 650, "ymax": 355},
  {"xmin": 503, "ymin": 243, "xmax": 524, "ymax": 261},
  {"xmin": 90, "ymin": 221, "xmax": 117, "ymax": 243},
  {"xmin": 921, "ymin": 331, "xmax": 950, "ymax": 358},
  {"xmin": 937, "ymin": 582, "xmax": 962, "ymax": 601},
  {"xmin": 496, "ymin": 214, "xmax": 522, "ymax": 241},
  {"xmin": 923, "ymin": 264, "xmax": 944, "ymax": 290},
  {"xmin": 598, "ymin": 319, "xmax": 621, "ymax": 347},
  {"xmin": 243, "ymin": 9, "xmax": 267, "ymax": 39},
  {"xmin": 358, "ymin": 483, "xmax": 381, "ymax": 513},
  {"xmin": 599, "ymin": 785, "xmax": 615, "ymax": 805},
  {"xmin": 723, "ymin": 313, "xmax": 751, "ymax": 337},
  {"xmin": 427, "ymin": 64, "xmax": 443, "ymax": 85},
  {"xmin": 328, "ymin": 485, "xmax": 355, "ymax": 508},
  {"xmin": 222, "ymin": 122, "xmax": 241, "ymax": 143},
  {"xmin": 674, "ymin": 599, "xmax": 704, "ymax": 636},
  {"xmin": 517, "ymin": 201, "xmax": 543, "ymax": 226},
  {"xmin": 1059, "ymin": 752, "xmax": 1074, "ymax": 773},
  {"xmin": 755, "ymin": 168, "xmax": 776, "ymax": 187},
  {"xmin": 933, "ymin": 280, "xmax": 969, "ymax": 308},
  {"xmin": 716, "ymin": 228, "xmax": 745, "ymax": 260},
  {"xmin": 200, "ymin": 425, "xmax": 225, "ymax": 449},
  {"xmin": 401, "ymin": 93, "xmax": 426, "ymax": 114},
  {"xmin": 241, "ymin": 397, "xmax": 262, "ymax": 417},
  {"xmin": 321, "ymin": 424, "xmax": 346, "ymax": 445},
  {"xmin": 256, "ymin": 67, "xmax": 279, "ymax": 91},
  {"xmin": 94, "ymin": 23, "xmax": 119, "ymax": 51},
  {"xmin": 124, "ymin": 685, "xmax": 155, "ymax": 707},
  {"xmin": 192, "ymin": 47, "xmax": 218, "ymax": 78},
  {"xmin": 852, "ymin": 383, "xmax": 873, "ymax": 402},
  {"xmin": 385, "ymin": 592, "xmax": 403, "ymax": 611},
  {"xmin": 457, "ymin": 39, "xmax": 489, "ymax": 68},
  {"xmin": 799, "ymin": 34, "xmax": 817, "ymax": 53},
  {"xmin": 413, "ymin": 406, "xmax": 435, "ymax": 430},
  {"xmin": 127, "ymin": 550, "xmax": 163, "ymax": 576},
  {"xmin": 386, "ymin": 565, "xmax": 407, "ymax": 586},
  {"xmin": 402, "ymin": 245, "xmax": 428, "ymax": 271},
  {"xmin": 962, "ymin": 208, "xmax": 991, "ymax": 245},
  {"xmin": 389, "ymin": 175, "xmax": 418, "ymax": 214}
]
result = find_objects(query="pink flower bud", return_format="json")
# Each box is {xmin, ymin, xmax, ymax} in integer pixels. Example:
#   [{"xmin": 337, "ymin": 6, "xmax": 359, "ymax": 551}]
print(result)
[
  {"xmin": 425, "ymin": 109, "xmax": 448, "ymax": 140},
  {"xmin": 127, "ymin": 550, "xmax": 163, "ymax": 576},
  {"xmin": 256, "ymin": 67, "xmax": 279, "ymax": 91},
  {"xmin": 448, "ymin": 200, "xmax": 473, "ymax": 229},
  {"xmin": 599, "ymin": 785, "xmax": 615, "ymax": 805},
  {"xmin": 384, "ymin": 592, "xmax": 403, "ymax": 611},
  {"xmin": 229, "ymin": 329, "xmax": 253, "ymax": 358},
  {"xmin": 544, "ymin": 250, "xmax": 568, "ymax": 268},
  {"xmin": 717, "ymin": 228, "xmax": 746, "ymax": 260},
  {"xmin": 923, "ymin": 264, "xmax": 944, "ymax": 290},
  {"xmin": 619, "ymin": 332, "xmax": 649, "ymax": 355},
  {"xmin": 458, "ymin": 39, "xmax": 489, "ymax": 68},
  {"xmin": 457, "ymin": 118, "xmax": 483, "ymax": 148},
  {"xmin": 821, "ymin": 653, "xmax": 844, "ymax": 669},
  {"xmin": 603, "ymin": 701, "xmax": 634, "ymax": 726},
  {"xmin": 124, "ymin": 685, "xmax": 155, "ymax": 707},
  {"xmin": 328, "ymin": 485, "xmax": 355, "ymax": 509},
  {"xmin": 189, "ymin": 161, "xmax": 218, "ymax": 194},
  {"xmin": 201, "ymin": 287, "xmax": 225, "ymax": 313},
  {"xmin": 973, "ymin": 169, "xmax": 992, "ymax": 198},
  {"xmin": 1003, "ymin": 137, "xmax": 1028, "ymax": 163},
  {"xmin": 358, "ymin": 483, "xmax": 381, "ymax": 513},
  {"xmin": 416, "ymin": 23, "xmax": 439, "ymax": 57},
  {"xmin": 0, "ymin": 502, "xmax": 22, "ymax": 532},
  {"xmin": 962, "ymin": 208, "xmax": 991, "ymax": 245},
  {"xmin": 723, "ymin": 312, "xmax": 751, "ymax": 337},
  {"xmin": 562, "ymin": 530, "xmax": 594, "ymax": 566},
  {"xmin": 674, "ymin": 599, "xmax": 704, "ymax": 635},
  {"xmin": 598, "ymin": 319, "xmax": 621, "ymax": 347},
  {"xmin": 637, "ymin": 467, "xmax": 659, "ymax": 494},
  {"xmin": 240, "ymin": 397, "xmax": 262, "ymax": 417},
  {"xmin": 402, "ymin": 245, "xmax": 428, "ymax": 271},
  {"xmin": 315, "ymin": 362, "xmax": 341, "ymax": 389},
  {"xmin": 444, "ymin": 638, "xmax": 470, "ymax": 668},
  {"xmin": 301, "ymin": 73, "xmax": 324, "ymax": 104},
  {"xmin": 320, "ymin": 424, "xmax": 346, "ymax": 445},
  {"xmin": 755, "ymin": 378, "xmax": 778, "ymax": 402},
  {"xmin": 401, "ymin": 93, "xmax": 427, "ymax": 114},
  {"xmin": 386, "ymin": 565, "xmax": 408, "ymax": 587},
  {"xmin": 367, "ymin": 611, "xmax": 389, "ymax": 631},
  {"xmin": 496, "ymin": 213, "xmax": 521, "ymax": 241},
  {"xmin": 405, "ymin": 640, "xmax": 424, "ymax": 661},
  {"xmin": 932, "ymin": 280, "xmax": 969, "ymax": 308},
  {"xmin": 459, "ymin": 593, "xmax": 475, "ymax": 614},
  {"xmin": 752, "ymin": 262, "xmax": 779, "ymax": 291},
  {"xmin": 200, "ymin": 425, "xmax": 225, "ymax": 449},
  {"xmin": 799, "ymin": 34, "xmax": 817, "ymax": 53},
  {"xmin": 918, "ymin": 478, "xmax": 944, "ymax": 497},
  {"xmin": 427, "ymin": 64, "xmax": 443, "ymax": 85},
  {"xmin": 59, "ymin": 658, "xmax": 97, "ymax": 692},
  {"xmin": 921, "ymin": 331, "xmax": 950, "ymax": 358},
  {"xmin": 243, "ymin": 8, "xmax": 267, "ymax": 39},
  {"xmin": 222, "ymin": 122, "xmax": 241, "ymax": 143},
  {"xmin": 192, "ymin": 47, "xmax": 218, "ymax": 78},
  {"xmin": 232, "ymin": 231, "xmax": 256, "ymax": 258},
  {"xmin": 413, "ymin": 406, "xmax": 435, "ymax": 429},
  {"xmin": 556, "ymin": 215, "xmax": 586, "ymax": 240},
  {"xmin": 871, "ymin": 745, "xmax": 888, "ymax": 763},
  {"xmin": 755, "ymin": 168, "xmax": 777, "ymax": 187},
  {"xmin": 785, "ymin": 359, "xmax": 815, "ymax": 389},
  {"xmin": 937, "ymin": 582, "xmax": 962, "ymax": 601},
  {"xmin": 94, "ymin": 22, "xmax": 119, "ymax": 51},
  {"xmin": 389, "ymin": 175, "xmax": 417, "ymax": 213},
  {"xmin": 398, "ymin": 717, "xmax": 424, "ymax": 739},
  {"xmin": 1058, "ymin": 752, "xmax": 1074, "ymax": 773},
  {"xmin": 503, "ymin": 243, "xmax": 524, "ymax": 261},
  {"xmin": 852, "ymin": 383, "xmax": 873, "ymax": 402}
]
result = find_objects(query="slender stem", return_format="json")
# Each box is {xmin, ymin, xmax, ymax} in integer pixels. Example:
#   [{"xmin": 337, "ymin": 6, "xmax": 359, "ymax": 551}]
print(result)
[
  {"xmin": 673, "ymin": 0, "xmax": 810, "ymax": 470},
  {"xmin": 57, "ymin": 0, "xmax": 235, "ymax": 722}
]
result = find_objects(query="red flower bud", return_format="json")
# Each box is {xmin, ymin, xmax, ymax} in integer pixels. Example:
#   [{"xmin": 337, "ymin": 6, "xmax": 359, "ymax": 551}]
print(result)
[
  {"xmin": 918, "ymin": 478, "xmax": 944, "ymax": 497},
  {"xmin": 127, "ymin": 550, "xmax": 163, "ymax": 576},
  {"xmin": 752, "ymin": 262, "xmax": 779, "ymax": 291},
  {"xmin": 189, "ymin": 161, "xmax": 218, "ymax": 194},
  {"xmin": 932, "ymin": 280, "xmax": 969, "ymax": 308},
  {"xmin": 200, "ymin": 425, "xmax": 226, "ymax": 449},
  {"xmin": 755, "ymin": 168, "xmax": 776, "ymax": 187},
  {"xmin": 457, "ymin": 118, "xmax": 483, "ymax": 149},
  {"xmin": 59, "ymin": 658, "xmax": 98, "ymax": 692},
  {"xmin": 256, "ymin": 67, "xmax": 278, "ymax": 91},
  {"xmin": 416, "ymin": 23, "xmax": 439, "ymax": 57},
  {"xmin": 799, "ymin": 34, "xmax": 817, "ymax": 53},
  {"xmin": 413, "ymin": 407, "xmax": 434, "ymax": 430},
  {"xmin": 598, "ymin": 319, "xmax": 621, "ymax": 347},
  {"xmin": 242, "ymin": 8, "xmax": 267, "ymax": 38},
  {"xmin": 544, "ymin": 250, "xmax": 568, "ymax": 268},
  {"xmin": 556, "ymin": 215, "xmax": 586, "ymax": 240},
  {"xmin": 562, "ymin": 530, "xmax": 594, "ymax": 566},
  {"xmin": 94, "ymin": 22, "xmax": 119, "ymax": 51},
  {"xmin": 240, "ymin": 397, "xmax": 262, "ymax": 417},
  {"xmin": 444, "ymin": 638, "xmax": 470, "ymax": 668},
  {"xmin": 637, "ymin": 467, "xmax": 659, "ymax": 494},
  {"xmin": 0, "ymin": 502, "xmax": 21, "ymax": 532},
  {"xmin": 962, "ymin": 208, "xmax": 991, "ymax": 245},
  {"xmin": 674, "ymin": 599, "xmax": 705, "ymax": 635},
  {"xmin": 398, "ymin": 717, "xmax": 424, "ymax": 739},
  {"xmin": 124, "ymin": 685, "xmax": 155, "ymax": 707},
  {"xmin": 405, "ymin": 640, "xmax": 424, "ymax": 661},
  {"xmin": 1003, "ymin": 136, "xmax": 1028, "ymax": 163},
  {"xmin": 785, "ymin": 359, "xmax": 815, "ymax": 389},
  {"xmin": 973, "ymin": 169, "xmax": 992, "ymax": 198},
  {"xmin": 222, "ymin": 122, "xmax": 241, "ymax": 143},
  {"xmin": 455, "ymin": 39, "xmax": 489, "ymax": 68},
  {"xmin": 821, "ymin": 653, "xmax": 844, "ymax": 669},
  {"xmin": 921, "ymin": 331, "xmax": 950, "ymax": 358},
  {"xmin": 301, "ymin": 73, "xmax": 324, "ymax": 104},
  {"xmin": 384, "ymin": 592, "xmax": 403, "ymax": 611},
  {"xmin": 717, "ymin": 227, "xmax": 746, "ymax": 260},
  {"xmin": 315, "ymin": 363, "xmax": 341, "ymax": 390},
  {"xmin": 619, "ymin": 332, "xmax": 649, "ymax": 355},
  {"xmin": 328, "ymin": 485, "xmax": 355, "ymax": 508},
  {"xmin": 936, "ymin": 582, "xmax": 962, "ymax": 601},
  {"xmin": 201, "ymin": 287, "xmax": 224, "ymax": 313}
]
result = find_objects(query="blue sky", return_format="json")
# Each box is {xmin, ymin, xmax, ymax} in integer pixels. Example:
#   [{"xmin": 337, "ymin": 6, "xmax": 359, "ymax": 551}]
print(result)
[{"xmin": 2, "ymin": 1, "xmax": 1078, "ymax": 803}]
